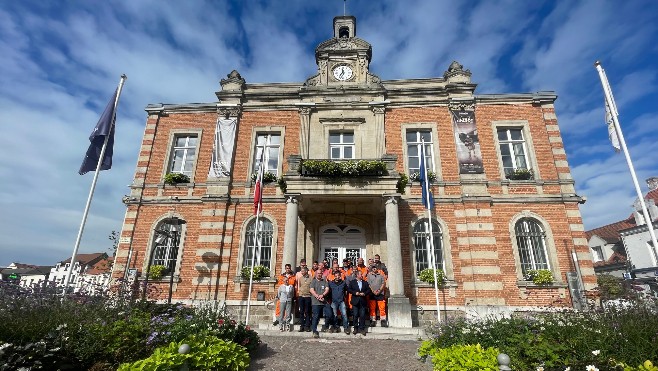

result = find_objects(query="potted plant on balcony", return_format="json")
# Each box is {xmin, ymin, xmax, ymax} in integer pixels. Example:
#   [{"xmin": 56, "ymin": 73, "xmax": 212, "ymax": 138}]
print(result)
[
  {"xmin": 300, "ymin": 159, "xmax": 387, "ymax": 177},
  {"xmin": 409, "ymin": 171, "xmax": 437, "ymax": 183},
  {"xmin": 148, "ymin": 264, "xmax": 168, "ymax": 280},
  {"xmin": 524, "ymin": 269, "xmax": 553, "ymax": 285},
  {"xmin": 164, "ymin": 173, "xmax": 190, "ymax": 185},
  {"xmin": 251, "ymin": 171, "xmax": 278, "ymax": 183},
  {"xmin": 506, "ymin": 168, "xmax": 534, "ymax": 181},
  {"xmin": 241, "ymin": 265, "xmax": 271, "ymax": 281},
  {"xmin": 418, "ymin": 268, "xmax": 446, "ymax": 285}
]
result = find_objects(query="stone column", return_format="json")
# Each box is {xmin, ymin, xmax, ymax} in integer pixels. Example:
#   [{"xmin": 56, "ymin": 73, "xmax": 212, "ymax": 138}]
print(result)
[
  {"xmin": 383, "ymin": 194, "xmax": 413, "ymax": 328},
  {"xmin": 296, "ymin": 104, "xmax": 314, "ymax": 159},
  {"xmin": 282, "ymin": 194, "xmax": 300, "ymax": 271},
  {"xmin": 371, "ymin": 105, "xmax": 386, "ymax": 158}
]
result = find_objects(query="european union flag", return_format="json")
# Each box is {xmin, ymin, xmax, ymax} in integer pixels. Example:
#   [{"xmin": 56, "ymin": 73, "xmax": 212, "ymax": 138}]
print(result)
[
  {"xmin": 419, "ymin": 144, "xmax": 435, "ymax": 209},
  {"xmin": 79, "ymin": 89, "xmax": 118, "ymax": 175}
]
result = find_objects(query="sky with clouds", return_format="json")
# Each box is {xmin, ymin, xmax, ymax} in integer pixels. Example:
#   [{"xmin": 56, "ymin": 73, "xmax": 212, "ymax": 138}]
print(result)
[{"xmin": 1, "ymin": 0, "xmax": 657, "ymax": 266}]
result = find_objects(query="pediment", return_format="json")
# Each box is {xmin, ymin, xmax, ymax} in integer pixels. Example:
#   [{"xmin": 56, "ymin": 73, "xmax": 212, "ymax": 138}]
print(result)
[{"xmin": 316, "ymin": 37, "xmax": 372, "ymax": 59}]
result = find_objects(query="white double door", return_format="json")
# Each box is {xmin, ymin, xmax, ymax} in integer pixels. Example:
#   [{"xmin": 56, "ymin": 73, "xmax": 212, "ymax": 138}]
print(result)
[{"xmin": 320, "ymin": 225, "xmax": 366, "ymax": 266}]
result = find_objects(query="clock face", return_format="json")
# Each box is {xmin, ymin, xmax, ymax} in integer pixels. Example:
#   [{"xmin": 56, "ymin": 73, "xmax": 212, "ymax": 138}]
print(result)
[{"xmin": 333, "ymin": 65, "xmax": 353, "ymax": 81}]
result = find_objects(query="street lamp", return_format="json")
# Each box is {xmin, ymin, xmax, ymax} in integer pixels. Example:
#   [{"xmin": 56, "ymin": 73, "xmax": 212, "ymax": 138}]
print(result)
[{"xmin": 143, "ymin": 217, "xmax": 185, "ymax": 303}]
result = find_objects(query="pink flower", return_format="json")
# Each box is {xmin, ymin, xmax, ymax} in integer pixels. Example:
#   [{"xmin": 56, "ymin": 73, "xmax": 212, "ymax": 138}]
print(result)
[
  {"xmin": 246, "ymin": 325, "xmax": 251, "ymax": 331},
  {"xmin": 218, "ymin": 319, "xmax": 224, "ymax": 325},
  {"xmin": 230, "ymin": 320, "xmax": 236, "ymax": 325}
]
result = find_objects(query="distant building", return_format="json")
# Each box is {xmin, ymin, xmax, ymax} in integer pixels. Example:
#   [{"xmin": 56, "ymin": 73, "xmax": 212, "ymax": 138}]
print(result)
[
  {"xmin": 586, "ymin": 177, "xmax": 658, "ymax": 295},
  {"xmin": 0, "ymin": 263, "xmax": 52, "ymax": 288},
  {"xmin": 49, "ymin": 253, "xmax": 111, "ymax": 293}
]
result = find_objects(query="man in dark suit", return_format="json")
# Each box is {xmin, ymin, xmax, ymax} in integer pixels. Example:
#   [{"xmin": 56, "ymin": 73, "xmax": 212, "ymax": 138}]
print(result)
[{"xmin": 347, "ymin": 270, "xmax": 371, "ymax": 335}]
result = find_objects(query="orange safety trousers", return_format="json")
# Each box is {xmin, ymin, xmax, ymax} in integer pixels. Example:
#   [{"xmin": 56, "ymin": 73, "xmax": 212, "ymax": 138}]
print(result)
[{"xmin": 369, "ymin": 298, "xmax": 386, "ymax": 319}]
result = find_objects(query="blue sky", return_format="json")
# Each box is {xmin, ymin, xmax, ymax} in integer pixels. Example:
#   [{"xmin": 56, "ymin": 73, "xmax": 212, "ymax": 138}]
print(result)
[{"xmin": 1, "ymin": 0, "xmax": 657, "ymax": 266}]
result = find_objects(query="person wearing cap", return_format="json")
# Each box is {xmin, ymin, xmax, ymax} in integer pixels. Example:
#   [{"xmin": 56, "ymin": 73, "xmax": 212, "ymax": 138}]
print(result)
[
  {"xmin": 347, "ymin": 270, "xmax": 371, "ymax": 336},
  {"xmin": 328, "ymin": 273, "xmax": 350, "ymax": 334},
  {"xmin": 367, "ymin": 264, "xmax": 387, "ymax": 327}
]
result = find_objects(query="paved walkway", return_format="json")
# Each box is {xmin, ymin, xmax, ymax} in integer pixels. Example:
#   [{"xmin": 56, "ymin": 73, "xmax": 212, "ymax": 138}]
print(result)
[{"xmin": 248, "ymin": 335, "xmax": 433, "ymax": 371}]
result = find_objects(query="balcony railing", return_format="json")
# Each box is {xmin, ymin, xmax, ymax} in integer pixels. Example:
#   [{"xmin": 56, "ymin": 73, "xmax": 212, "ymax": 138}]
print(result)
[{"xmin": 287, "ymin": 155, "xmax": 398, "ymax": 178}]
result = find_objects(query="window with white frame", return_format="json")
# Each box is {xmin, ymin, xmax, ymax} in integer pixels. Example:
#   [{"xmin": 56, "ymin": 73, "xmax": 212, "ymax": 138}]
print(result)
[
  {"xmin": 497, "ymin": 128, "xmax": 528, "ymax": 176},
  {"xmin": 253, "ymin": 133, "xmax": 281, "ymax": 175},
  {"xmin": 592, "ymin": 246, "xmax": 605, "ymax": 262},
  {"xmin": 515, "ymin": 218, "xmax": 550, "ymax": 275},
  {"xmin": 169, "ymin": 135, "xmax": 198, "ymax": 176},
  {"xmin": 243, "ymin": 218, "xmax": 274, "ymax": 272},
  {"xmin": 151, "ymin": 218, "xmax": 185, "ymax": 274},
  {"xmin": 406, "ymin": 130, "xmax": 434, "ymax": 174},
  {"xmin": 413, "ymin": 218, "xmax": 443, "ymax": 276},
  {"xmin": 329, "ymin": 132, "xmax": 354, "ymax": 159}
]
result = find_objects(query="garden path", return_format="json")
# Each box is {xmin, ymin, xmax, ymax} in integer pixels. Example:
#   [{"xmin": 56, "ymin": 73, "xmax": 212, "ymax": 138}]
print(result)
[{"xmin": 248, "ymin": 335, "xmax": 432, "ymax": 371}]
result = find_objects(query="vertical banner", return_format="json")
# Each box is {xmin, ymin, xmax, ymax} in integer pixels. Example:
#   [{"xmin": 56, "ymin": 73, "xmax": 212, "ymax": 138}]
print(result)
[
  {"xmin": 208, "ymin": 117, "xmax": 237, "ymax": 178},
  {"xmin": 451, "ymin": 109, "xmax": 483, "ymax": 174}
]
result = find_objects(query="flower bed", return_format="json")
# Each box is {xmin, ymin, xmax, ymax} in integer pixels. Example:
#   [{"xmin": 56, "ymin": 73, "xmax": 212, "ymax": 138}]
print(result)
[
  {"xmin": 419, "ymin": 302, "xmax": 658, "ymax": 370},
  {"xmin": 0, "ymin": 282, "xmax": 259, "ymax": 370}
]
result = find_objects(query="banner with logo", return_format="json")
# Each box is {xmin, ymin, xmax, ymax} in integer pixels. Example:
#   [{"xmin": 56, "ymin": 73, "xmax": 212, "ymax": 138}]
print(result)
[{"xmin": 451, "ymin": 110, "xmax": 483, "ymax": 174}]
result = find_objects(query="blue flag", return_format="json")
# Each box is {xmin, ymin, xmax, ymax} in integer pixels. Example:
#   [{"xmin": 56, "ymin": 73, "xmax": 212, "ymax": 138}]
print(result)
[
  {"xmin": 419, "ymin": 144, "xmax": 435, "ymax": 209},
  {"xmin": 79, "ymin": 89, "xmax": 118, "ymax": 175}
]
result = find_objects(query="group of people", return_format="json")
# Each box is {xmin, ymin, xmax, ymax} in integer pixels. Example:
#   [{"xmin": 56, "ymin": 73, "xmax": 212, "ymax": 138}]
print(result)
[{"xmin": 273, "ymin": 255, "xmax": 389, "ymax": 338}]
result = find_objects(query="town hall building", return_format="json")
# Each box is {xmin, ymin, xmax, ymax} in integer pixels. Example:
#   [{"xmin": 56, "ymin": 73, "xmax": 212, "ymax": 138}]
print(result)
[{"xmin": 113, "ymin": 15, "xmax": 596, "ymax": 327}]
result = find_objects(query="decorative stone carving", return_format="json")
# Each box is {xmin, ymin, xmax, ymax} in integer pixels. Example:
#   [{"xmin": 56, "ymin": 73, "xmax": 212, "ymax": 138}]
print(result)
[
  {"xmin": 443, "ymin": 61, "xmax": 472, "ymax": 83},
  {"xmin": 448, "ymin": 99, "xmax": 475, "ymax": 111},
  {"xmin": 367, "ymin": 72, "xmax": 381, "ymax": 84},
  {"xmin": 298, "ymin": 106, "xmax": 312, "ymax": 115},
  {"xmin": 304, "ymin": 73, "xmax": 320, "ymax": 86},
  {"xmin": 371, "ymin": 106, "xmax": 385, "ymax": 114},
  {"xmin": 220, "ymin": 70, "xmax": 246, "ymax": 91},
  {"xmin": 217, "ymin": 106, "xmax": 241, "ymax": 118}
]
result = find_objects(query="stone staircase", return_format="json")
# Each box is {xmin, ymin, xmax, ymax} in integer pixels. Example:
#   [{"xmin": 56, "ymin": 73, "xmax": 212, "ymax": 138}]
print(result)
[{"xmin": 256, "ymin": 322, "xmax": 427, "ymax": 341}]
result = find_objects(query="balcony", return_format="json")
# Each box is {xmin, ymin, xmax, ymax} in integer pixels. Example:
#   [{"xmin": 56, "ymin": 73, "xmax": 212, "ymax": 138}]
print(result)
[{"xmin": 283, "ymin": 155, "xmax": 400, "ymax": 196}]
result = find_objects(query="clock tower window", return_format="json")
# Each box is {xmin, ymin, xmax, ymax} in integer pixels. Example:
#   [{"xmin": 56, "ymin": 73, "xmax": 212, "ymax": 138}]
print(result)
[{"xmin": 339, "ymin": 26, "xmax": 350, "ymax": 38}]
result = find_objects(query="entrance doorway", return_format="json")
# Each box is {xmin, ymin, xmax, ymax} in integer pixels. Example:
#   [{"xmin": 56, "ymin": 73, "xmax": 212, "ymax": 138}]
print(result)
[{"xmin": 320, "ymin": 224, "xmax": 366, "ymax": 266}]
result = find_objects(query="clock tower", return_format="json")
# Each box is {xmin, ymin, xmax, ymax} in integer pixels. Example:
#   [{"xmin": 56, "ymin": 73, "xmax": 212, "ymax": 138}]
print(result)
[{"xmin": 305, "ymin": 15, "xmax": 381, "ymax": 86}]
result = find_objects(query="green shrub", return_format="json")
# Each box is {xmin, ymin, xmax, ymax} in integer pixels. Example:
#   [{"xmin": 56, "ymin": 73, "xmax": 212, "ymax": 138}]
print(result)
[
  {"xmin": 251, "ymin": 171, "xmax": 277, "ymax": 183},
  {"xmin": 506, "ymin": 168, "xmax": 533, "ymax": 180},
  {"xmin": 148, "ymin": 265, "xmax": 167, "ymax": 280},
  {"xmin": 397, "ymin": 173, "xmax": 408, "ymax": 193},
  {"xmin": 118, "ymin": 335, "xmax": 250, "ymax": 371},
  {"xmin": 418, "ymin": 268, "xmax": 445, "ymax": 285},
  {"xmin": 300, "ymin": 159, "xmax": 387, "ymax": 177},
  {"xmin": 240, "ymin": 265, "xmax": 270, "ymax": 281},
  {"xmin": 421, "ymin": 343, "xmax": 499, "ymax": 371},
  {"xmin": 524, "ymin": 269, "xmax": 554, "ymax": 284},
  {"xmin": 163, "ymin": 172, "xmax": 190, "ymax": 185},
  {"xmin": 409, "ymin": 171, "xmax": 437, "ymax": 183}
]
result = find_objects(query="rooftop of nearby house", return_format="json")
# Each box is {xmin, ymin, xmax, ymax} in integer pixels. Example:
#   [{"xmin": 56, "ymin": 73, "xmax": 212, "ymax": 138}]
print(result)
[
  {"xmin": 83, "ymin": 256, "xmax": 113, "ymax": 275},
  {"xmin": 59, "ymin": 253, "xmax": 108, "ymax": 266}
]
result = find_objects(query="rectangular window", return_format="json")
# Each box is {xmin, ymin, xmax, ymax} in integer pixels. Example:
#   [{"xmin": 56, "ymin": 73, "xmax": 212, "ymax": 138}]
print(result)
[
  {"xmin": 406, "ymin": 130, "xmax": 434, "ymax": 174},
  {"xmin": 592, "ymin": 246, "xmax": 604, "ymax": 262},
  {"xmin": 329, "ymin": 132, "xmax": 354, "ymax": 159},
  {"xmin": 169, "ymin": 135, "xmax": 198, "ymax": 176},
  {"xmin": 497, "ymin": 128, "xmax": 528, "ymax": 176},
  {"xmin": 253, "ymin": 133, "xmax": 281, "ymax": 175}
]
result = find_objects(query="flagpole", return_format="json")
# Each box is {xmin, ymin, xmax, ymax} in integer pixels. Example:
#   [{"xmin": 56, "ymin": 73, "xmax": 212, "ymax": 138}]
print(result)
[
  {"xmin": 421, "ymin": 139, "xmax": 441, "ymax": 322},
  {"xmin": 246, "ymin": 155, "xmax": 264, "ymax": 325},
  {"xmin": 595, "ymin": 62, "xmax": 658, "ymax": 252},
  {"xmin": 63, "ymin": 75, "xmax": 127, "ymax": 293}
]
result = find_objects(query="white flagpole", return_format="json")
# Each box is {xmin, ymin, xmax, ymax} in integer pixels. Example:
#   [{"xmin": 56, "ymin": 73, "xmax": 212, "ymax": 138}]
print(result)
[
  {"xmin": 246, "ymin": 153, "xmax": 264, "ymax": 325},
  {"xmin": 63, "ymin": 75, "xmax": 127, "ymax": 293},
  {"xmin": 595, "ymin": 61, "xmax": 658, "ymax": 253},
  {"xmin": 421, "ymin": 139, "xmax": 441, "ymax": 322}
]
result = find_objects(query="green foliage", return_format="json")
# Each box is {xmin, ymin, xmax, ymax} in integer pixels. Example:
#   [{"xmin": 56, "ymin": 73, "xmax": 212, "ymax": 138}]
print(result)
[
  {"xmin": 597, "ymin": 274, "xmax": 627, "ymax": 299},
  {"xmin": 506, "ymin": 168, "xmax": 534, "ymax": 180},
  {"xmin": 397, "ymin": 173, "xmax": 409, "ymax": 193},
  {"xmin": 148, "ymin": 264, "xmax": 167, "ymax": 280},
  {"xmin": 118, "ymin": 335, "xmax": 250, "ymax": 371},
  {"xmin": 241, "ymin": 265, "xmax": 270, "ymax": 281},
  {"xmin": 421, "ymin": 343, "xmax": 499, "ymax": 371},
  {"xmin": 524, "ymin": 269, "xmax": 554, "ymax": 284},
  {"xmin": 251, "ymin": 171, "xmax": 277, "ymax": 183},
  {"xmin": 422, "ymin": 303, "xmax": 658, "ymax": 370},
  {"xmin": 418, "ymin": 268, "xmax": 446, "ymax": 285},
  {"xmin": 277, "ymin": 176, "xmax": 287, "ymax": 192},
  {"xmin": 163, "ymin": 172, "xmax": 190, "ymax": 185},
  {"xmin": 300, "ymin": 159, "xmax": 387, "ymax": 177},
  {"xmin": 409, "ymin": 171, "xmax": 437, "ymax": 183}
]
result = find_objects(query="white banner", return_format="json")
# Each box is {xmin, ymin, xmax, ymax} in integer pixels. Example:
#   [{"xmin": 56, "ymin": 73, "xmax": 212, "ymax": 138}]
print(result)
[{"xmin": 208, "ymin": 117, "xmax": 237, "ymax": 177}]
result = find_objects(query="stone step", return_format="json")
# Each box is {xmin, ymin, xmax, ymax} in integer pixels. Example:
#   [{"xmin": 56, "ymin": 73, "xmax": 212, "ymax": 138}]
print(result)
[{"xmin": 256, "ymin": 323, "xmax": 426, "ymax": 341}]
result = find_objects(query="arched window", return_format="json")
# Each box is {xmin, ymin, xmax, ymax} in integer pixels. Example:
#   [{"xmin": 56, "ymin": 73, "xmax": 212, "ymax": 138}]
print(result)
[
  {"xmin": 413, "ymin": 218, "xmax": 442, "ymax": 275},
  {"xmin": 243, "ymin": 218, "xmax": 274, "ymax": 270},
  {"xmin": 151, "ymin": 217, "xmax": 186, "ymax": 273},
  {"xmin": 514, "ymin": 218, "xmax": 549, "ymax": 274}
]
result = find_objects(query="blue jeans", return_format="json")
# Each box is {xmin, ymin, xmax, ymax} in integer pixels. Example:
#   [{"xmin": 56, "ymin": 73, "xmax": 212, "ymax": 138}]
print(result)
[
  {"xmin": 311, "ymin": 303, "xmax": 332, "ymax": 333},
  {"xmin": 330, "ymin": 300, "xmax": 349, "ymax": 329}
]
